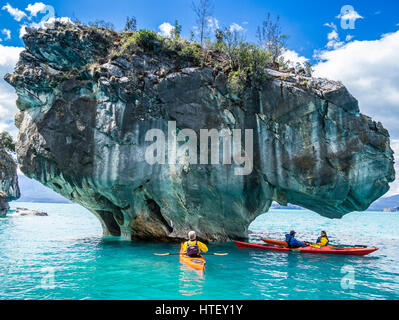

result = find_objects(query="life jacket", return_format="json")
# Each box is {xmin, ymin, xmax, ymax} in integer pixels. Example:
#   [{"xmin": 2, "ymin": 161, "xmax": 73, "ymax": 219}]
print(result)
[
  {"xmin": 286, "ymin": 235, "xmax": 294, "ymax": 248},
  {"xmin": 286, "ymin": 234, "xmax": 306, "ymax": 248},
  {"xmin": 316, "ymin": 236, "xmax": 329, "ymax": 246},
  {"xmin": 186, "ymin": 240, "xmax": 200, "ymax": 257}
]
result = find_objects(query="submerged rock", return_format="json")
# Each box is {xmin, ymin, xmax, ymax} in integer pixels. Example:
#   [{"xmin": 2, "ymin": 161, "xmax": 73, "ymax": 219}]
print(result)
[
  {"xmin": 382, "ymin": 207, "xmax": 399, "ymax": 212},
  {"xmin": 4, "ymin": 23, "xmax": 395, "ymax": 241},
  {"xmin": 13, "ymin": 207, "xmax": 48, "ymax": 216}
]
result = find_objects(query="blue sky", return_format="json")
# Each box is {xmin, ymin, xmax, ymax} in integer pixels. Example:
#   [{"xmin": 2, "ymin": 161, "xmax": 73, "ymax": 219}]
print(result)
[
  {"xmin": 1, "ymin": 0, "xmax": 399, "ymax": 195},
  {"xmin": 1, "ymin": 0, "xmax": 398, "ymax": 63}
]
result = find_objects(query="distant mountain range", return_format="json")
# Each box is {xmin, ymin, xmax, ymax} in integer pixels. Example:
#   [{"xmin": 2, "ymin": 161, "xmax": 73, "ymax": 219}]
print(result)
[
  {"xmin": 271, "ymin": 202, "xmax": 303, "ymax": 210},
  {"xmin": 271, "ymin": 194, "xmax": 399, "ymax": 212},
  {"xmin": 15, "ymin": 175, "xmax": 71, "ymax": 203},
  {"xmin": 367, "ymin": 194, "xmax": 399, "ymax": 211}
]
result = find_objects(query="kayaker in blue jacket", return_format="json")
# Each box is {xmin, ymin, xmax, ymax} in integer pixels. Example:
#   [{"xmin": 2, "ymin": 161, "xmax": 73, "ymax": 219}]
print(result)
[{"xmin": 285, "ymin": 230, "xmax": 307, "ymax": 248}]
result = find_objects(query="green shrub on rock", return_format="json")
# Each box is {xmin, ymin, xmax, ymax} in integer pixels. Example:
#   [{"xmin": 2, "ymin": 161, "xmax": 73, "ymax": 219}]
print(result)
[
  {"xmin": 123, "ymin": 29, "xmax": 162, "ymax": 52},
  {"xmin": 177, "ymin": 42, "xmax": 203, "ymax": 64},
  {"xmin": 226, "ymin": 43, "xmax": 272, "ymax": 91}
]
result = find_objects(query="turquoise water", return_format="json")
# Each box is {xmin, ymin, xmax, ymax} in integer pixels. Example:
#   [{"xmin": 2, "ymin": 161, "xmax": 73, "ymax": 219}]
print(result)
[{"xmin": 1, "ymin": 202, "xmax": 399, "ymax": 300}]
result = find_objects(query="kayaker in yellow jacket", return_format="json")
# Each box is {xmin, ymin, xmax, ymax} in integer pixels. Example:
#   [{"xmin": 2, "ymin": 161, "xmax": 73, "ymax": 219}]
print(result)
[
  {"xmin": 182, "ymin": 231, "xmax": 208, "ymax": 257},
  {"xmin": 311, "ymin": 231, "xmax": 329, "ymax": 248}
]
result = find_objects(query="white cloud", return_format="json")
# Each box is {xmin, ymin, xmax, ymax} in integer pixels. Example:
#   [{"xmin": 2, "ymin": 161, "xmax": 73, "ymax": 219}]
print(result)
[
  {"xmin": 36, "ymin": 16, "xmax": 73, "ymax": 29},
  {"xmin": 191, "ymin": 17, "xmax": 219, "ymax": 38},
  {"xmin": 345, "ymin": 34, "xmax": 354, "ymax": 41},
  {"xmin": 327, "ymin": 31, "xmax": 344, "ymax": 49},
  {"xmin": 386, "ymin": 139, "xmax": 399, "ymax": 196},
  {"xmin": 282, "ymin": 49, "xmax": 308, "ymax": 67},
  {"xmin": 158, "ymin": 22, "xmax": 174, "ymax": 38},
  {"xmin": 327, "ymin": 29, "xmax": 339, "ymax": 41},
  {"xmin": 229, "ymin": 23, "xmax": 244, "ymax": 33},
  {"xmin": 327, "ymin": 41, "xmax": 344, "ymax": 50},
  {"xmin": 324, "ymin": 22, "xmax": 344, "ymax": 50},
  {"xmin": 324, "ymin": 22, "xmax": 335, "ymax": 29},
  {"xmin": 1, "ymin": 3, "xmax": 27, "ymax": 22},
  {"xmin": 387, "ymin": 140, "xmax": 399, "ymax": 194},
  {"xmin": 20, "ymin": 17, "xmax": 73, "ymax": 39},
  {"xmin": 0, "ymin": 44, "xmax": 24, "ymax": 138},
  {"xmin": 19, "ymin": 26, "xmax": 27, "ymax": 39},
  {"xmin": 1, "ymin": 29, "xmax": 12, "ymax": 41},
  {"xmin": 206, "ymin": 16, "xmax": 219, "ymax": 33},
  {"xmin": 25, "ymin": 2, "xmax": 46, "ymax": 17},
  {"xmin": 313, "ymin": 30, "xmax": 399, "ymax": 140}
]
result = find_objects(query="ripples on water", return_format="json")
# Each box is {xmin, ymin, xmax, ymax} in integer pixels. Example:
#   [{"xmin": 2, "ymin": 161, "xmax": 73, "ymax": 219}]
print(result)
[{"xmin": 1, "ymin": 202, "xmax": 398, "ymax": 300}]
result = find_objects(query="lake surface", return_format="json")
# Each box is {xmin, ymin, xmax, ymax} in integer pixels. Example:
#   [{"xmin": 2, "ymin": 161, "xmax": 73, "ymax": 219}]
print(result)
[{"xmin": 1, "ymin": 202, "xmax": 398, "ymax": 300}]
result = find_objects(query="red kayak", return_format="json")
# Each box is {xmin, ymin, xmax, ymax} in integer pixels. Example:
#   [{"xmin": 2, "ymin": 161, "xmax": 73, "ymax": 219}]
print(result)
[
  {"xmin": 261, "ymin": 238, "xmax": 343, "ymax": 249},
  {"xmin": 261, "ymin": 238, "xmax": 375, "ymax": 251},
  {"xmin": 261, "ymin": 239, "xmax": 290, "ymax": 247},
  {"xmin": 234, "ymin": 241, "xmax": 379, "ymax": 256}
]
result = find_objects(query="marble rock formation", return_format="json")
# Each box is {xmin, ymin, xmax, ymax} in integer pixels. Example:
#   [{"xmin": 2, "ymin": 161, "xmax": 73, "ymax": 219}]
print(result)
[{"xmin": 5, "ymin": 23, "xmax": 395, "ymax": 240}]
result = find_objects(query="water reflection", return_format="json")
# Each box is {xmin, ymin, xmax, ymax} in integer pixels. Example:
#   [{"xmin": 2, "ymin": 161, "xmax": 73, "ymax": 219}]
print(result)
[
  {"xmin": 178, "ymin": 263, "xmax": 205, "ymax": 297},
  {"xmin": 285, "ymin": 253, "xmax": 301, "ymax": 280}
]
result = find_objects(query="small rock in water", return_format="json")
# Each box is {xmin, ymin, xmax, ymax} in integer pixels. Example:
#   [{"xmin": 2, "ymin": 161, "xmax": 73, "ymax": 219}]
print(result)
[{"xmin": 14, "ymin": 208, "xmax": 48, "ymax": 216}]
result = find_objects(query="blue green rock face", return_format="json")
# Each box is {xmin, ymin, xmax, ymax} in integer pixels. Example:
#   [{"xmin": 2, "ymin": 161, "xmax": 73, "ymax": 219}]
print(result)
[
  {"xmin": 4, "ymin": 23, "xmax": 395, "ymax": 241},
  {"xmin": 0, "ymin": 140, "xmax": 20, "ymax": 216}
]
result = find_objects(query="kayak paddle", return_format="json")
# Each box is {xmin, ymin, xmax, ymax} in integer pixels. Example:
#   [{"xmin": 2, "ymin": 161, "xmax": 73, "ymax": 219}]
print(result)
[
  {"xmin": 305, "ymin": 242, "xmax": 368, "ymax": 248},
  {"xmin": 302, "ymin": 241, "xmax": 368, "ymax": 248},
  {"xmin": 263, "ymin": 238, "xmax": 368, "ymax": 248},
  {"xmin": 154, "ymin": 252, "xmax": 228, "ymax": 256}
]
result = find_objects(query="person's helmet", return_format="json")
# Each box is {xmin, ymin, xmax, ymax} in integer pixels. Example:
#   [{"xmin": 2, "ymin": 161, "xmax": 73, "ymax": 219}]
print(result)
[
  {"xmin": 290, "ymin": 230, "xmax": 296, "ymax": 236},
  {"xmin": 188, "ymin": 231, "xmax": 196, "ymax": 240}
]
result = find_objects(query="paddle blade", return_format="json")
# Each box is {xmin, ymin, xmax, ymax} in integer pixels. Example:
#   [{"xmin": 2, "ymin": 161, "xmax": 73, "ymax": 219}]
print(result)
[{"xmin": 212, "ymin": 253, "xmax": 228, "ymax": 256}]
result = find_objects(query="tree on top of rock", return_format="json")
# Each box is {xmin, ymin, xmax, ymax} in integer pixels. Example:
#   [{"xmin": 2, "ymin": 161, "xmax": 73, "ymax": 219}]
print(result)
[
  {"xmin": 192, "ymin": 0, "xmax": 214, "ymax": 46},
  {"xmin": 256, "ymin": 12, "xmax": 288, "ymax": 65}
]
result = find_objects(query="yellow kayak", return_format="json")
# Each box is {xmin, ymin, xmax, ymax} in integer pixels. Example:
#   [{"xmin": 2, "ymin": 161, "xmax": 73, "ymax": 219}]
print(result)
[{"xmin": 179, "ymin": 244, "xmax": 206, "ymax": 271}]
